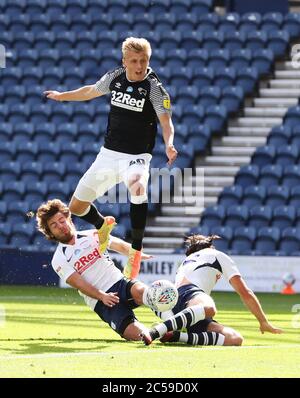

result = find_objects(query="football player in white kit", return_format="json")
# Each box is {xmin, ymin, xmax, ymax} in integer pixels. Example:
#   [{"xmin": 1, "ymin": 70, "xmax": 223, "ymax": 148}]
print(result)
[
  {"xmin": 35, "ymin": 198, "xmax": 156, "ymax": 341},
  {"xmin": 141, "ymin": 234, "xmax": 282, "ymax": 346}
]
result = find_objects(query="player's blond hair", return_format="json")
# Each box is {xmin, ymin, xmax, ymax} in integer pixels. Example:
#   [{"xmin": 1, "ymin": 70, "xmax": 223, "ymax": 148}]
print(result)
[
  {"xmin": 36, "ymin": 199, "xmax": 71, "ymax": 241},
  {"xmin": 122, "ymin": 37, "xmax": 152, "ymax": 59},
  {"xmin": 185, "ymin": 234, "xmax": 221, "ymax": 256}
]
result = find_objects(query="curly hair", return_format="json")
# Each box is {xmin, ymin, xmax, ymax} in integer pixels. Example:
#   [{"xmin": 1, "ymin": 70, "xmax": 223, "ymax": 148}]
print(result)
[
  {"xmin": 36, "ymin": 199, "xmax": 70, "ymax": 241},
  {"xmin": 185, "ymin": 234, "xmax": 221, "ymax": 256}
]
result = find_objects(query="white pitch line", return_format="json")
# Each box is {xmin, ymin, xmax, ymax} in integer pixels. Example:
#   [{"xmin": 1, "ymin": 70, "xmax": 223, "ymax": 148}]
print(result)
[{"xmin": 0, "ymin": 344, "xmax": 300, "ymax": 361}]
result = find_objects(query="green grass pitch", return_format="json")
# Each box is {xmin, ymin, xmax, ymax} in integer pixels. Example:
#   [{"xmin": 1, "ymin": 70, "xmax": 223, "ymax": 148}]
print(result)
[{"xmin": 0, "ymin": 286, "xmax": 299, "ymax": 378}]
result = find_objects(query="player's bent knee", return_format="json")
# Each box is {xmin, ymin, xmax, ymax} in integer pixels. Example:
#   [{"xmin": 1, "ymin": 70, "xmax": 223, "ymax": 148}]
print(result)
[
  {"xmin": 69, "ymin": 197, "xmax": 90, "ymax": 215},
  {"xmin": 204, "ymin": 306, "xmax": 216, "ymax": 318}
]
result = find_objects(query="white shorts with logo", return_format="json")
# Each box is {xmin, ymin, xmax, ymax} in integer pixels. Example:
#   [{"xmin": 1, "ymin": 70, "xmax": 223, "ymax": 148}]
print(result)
[{"xmin": 73, "ymin": 147, "xmax": 152, "ymax": 203}]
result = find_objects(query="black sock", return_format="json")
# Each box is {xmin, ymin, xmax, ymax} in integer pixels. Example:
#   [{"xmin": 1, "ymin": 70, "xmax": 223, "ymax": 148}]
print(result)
[
  {"xmin": 76, "ymin": 203, "xmax": 104, "ymax": 230},
  {"xmin": 130, "ymin": 202, "xmax": 148, "ymax": 251}
]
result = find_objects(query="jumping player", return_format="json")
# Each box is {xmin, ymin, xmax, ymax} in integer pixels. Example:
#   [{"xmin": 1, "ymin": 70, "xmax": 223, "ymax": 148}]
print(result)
[{"xmin": 44, "ymin": 37, "xmax": 177, "ymax": 280}]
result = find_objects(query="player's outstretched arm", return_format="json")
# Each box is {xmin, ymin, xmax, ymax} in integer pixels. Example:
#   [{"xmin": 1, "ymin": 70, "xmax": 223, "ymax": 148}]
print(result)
[
  {"xmin": 109, "ymin": 236, "xmax": 153, "ymax": 260},
  {"xmin": 230, "ymin": 275, "xmax": 283, "ymax": 334},
  {"xmin": 44, "ymin": 85, "xmax": 103, "ymax": 102},
  {"xmin": 66, "ymin": 271, "xmax": 119, "ymax": 307}
]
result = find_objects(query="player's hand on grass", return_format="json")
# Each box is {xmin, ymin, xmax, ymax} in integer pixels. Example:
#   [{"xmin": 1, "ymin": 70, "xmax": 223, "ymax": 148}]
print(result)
[
  {"xmin": 44, "ymin": 90, "xmax": 63, "ymax": 101},
  {"xmin": 101, "ymin": 292, "xmax": 119, "ymax": 307},
  {"xmin": 166, "ymin": 145, "xmax": 178, "ymax": 166},
  {"xmin": 259, "ymin": 321, "xmax": 283, "ymax": 334}
]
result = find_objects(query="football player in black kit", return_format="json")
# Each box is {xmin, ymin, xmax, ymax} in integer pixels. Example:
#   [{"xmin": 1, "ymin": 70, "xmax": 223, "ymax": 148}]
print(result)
[{"xmin": 44, "ymin": 37, "xmax": 177, "ymax": 279}]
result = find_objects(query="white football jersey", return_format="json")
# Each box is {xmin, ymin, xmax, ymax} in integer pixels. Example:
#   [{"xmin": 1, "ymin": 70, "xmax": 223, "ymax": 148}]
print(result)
[
  {"xmin": 175, "ymin": 248, "xmax": 240, "ymax": 295},
  {"xmin": 51, "ymin": 230, "xmax": 123, "ymax": 310}
]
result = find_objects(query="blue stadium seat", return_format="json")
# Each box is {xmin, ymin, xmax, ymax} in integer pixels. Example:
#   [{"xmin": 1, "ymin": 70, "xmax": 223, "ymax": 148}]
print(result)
[
  {"xmin": 24, "ymin": 181, "xmax": 48, "ymax": 203},
  {"xmin": 0, "ymin": 15, "xmax": 9, "ymax": 32},
  {"xmin": 182, "ymin": 104, "xmax": 204, "ymax": 128},
  {"xmin": 77, "ymin": 123, "xmax": 99, "ymax": 144},
  {"xmin": 267, "ymin": 125, "xmax": 292, "ymax": 147},
  {"xmin": 214, "ymin": 67, "xmax": 236, "ymax": 89},
  {"xmin": 34, "ymin": 31, "xmax": 55, "ymax": 50},
  {"xmin": 275, "ymin": 145, "xmax": 299, "ymax": 166},
  {"xmin": 3, "ymin": 181, "xmax": 25, "ymax": 202},
  {"xmin": 220, "ymin": 86, "xmax": 244, "ymax": 114},
  {"xmin": 46, "ymin": 0, "xmax": 66, "ymax": 15},
  {"xmin": 72, "ymin": 103, "xmax": 95, "ymax": 124},
  {"xmin": 252, "ymin": 49, "xmax": 274, "ymax": 75},
  {"xmin": 272, "ymin": 206, "xmax": 296, "ymax": 229},
  {"xmin": 223, "ymin": 31, "xmax": 246, "ymax": 51},
  {"xmin": 282, "ymin": 12, "xmax": 300, "ymax": 39},
  {"xmin": 15, "ymin": 141, "xmax": 37, "ymax": 163},
  {"xmin": 65, "ymin": 0, "xmax": 87, "ymax": 16},
  {"xmin": 13, "ymin": 32, "xmax": 34, "ymax": 50},
  {"xmin": 203, "ymin": 105, "xmax": 227, "ymax": 134},
  {"xmin": 224, "ymin": 205, "xmax": 248, "ymax": 228},
  {"xmin": 0, "ymin": 142, "xmax": 16, "ymax": 162},
  {"xmin": 242, "ymin": 185, "xmax": 266, "ymax": 208},
  {"xmin": 282, "ymin": 165, "xmax": 300, "ymax": 188},
  {"xmin": 284, "ymin": 106, "xmax": 300, "ymax": 129},
  {"xmin": 218, "ymin": 185, "xmax": 243, "ymax": 207},
  {"xmin": 166, "ymin": 49, "xmax": 187, "ymax": 69},
  {"xmin": 8, "ymin": 104, "xmax": 30, "ymax": 124},
  {"xmin": 174, "ymin": 123, "xmax": 189, "ymax": 144},
  {"xmin": 199, "ymin": 86, "xmax": 221, "ymax": 109},
  {"xmin": 82, "ymin": 142, "xmax": 101, "ymax": 164},
  {"xmin": 291, "ymin": 125, "xmax": 300, "ymax": 146},
  {"xmin": 76, "ymin": 31, "xmax": 96, "ymax": 50},
  {"xmin": 0, "ymin": 202, "xmax": 7, "ymax": 223},
  {"xmin": 4, "ymin": 86, "xmax": 26, "ymax": 106},
  {"xmin": 265, "ymin": 185, "xmax": 289, "ymax": 208},
  {"xmin": 95, "ymin": 31, "xmax": 118, "ymax": 50},
  {"xmin": 255, "ymin": 227, "xmax": 280, "ymax": 253},
  {"xmin": 207, "ymin": 49, "xmax": 229, "ymax": 69},
  {"xmin": 20, "ymin": 161, "xmax": 42, "ymax": 183},
  {"xmin": 0, "ymin": 104, "xmax": 9, "ymax": 123},
  {"xmin": 48, "ymin": 181, "xmax": 71, "ymax": 202},
  {"xmin": 202, "ymin": 31, "xmax": 224, "ymax": 51},
  {"xmin": 51, "ymin": 103, "xmax": 73, "ymax": 124},
  {"xmin": 55, "ymin": 31, "xmax": 76, "ymax": 50},
  {"xmin": 279, "ymin": 227, "xmax": 300, "ymax": 254},
  {"xmin": 177, "ymin": 86, "xmax": 199, "ymax": 106},
  {"xmin": 155, "ymin": 13, "xmax": 176, "ymax": 33},
  {"xmin": 98, "ymin": 203, "xmax": 121, "ymax": 220},
  {"xmin": 128, "ymin": 0, "xmax": 148, "ymax": 14},
  {"xmin": 168, "ymin": 0, "xmax": 191, "ymax": 15},
  {"xmin": 22, "ymin": 66, "xmax": 43, "ymax": 86},
  {"xmin": 29, "ymin": 104, "xmax": 51, "ymax": 124},
  {"xmin": 59, "ymin": 142, "xmax": 82, "ymax": 163},
  {"xmin": 1, "ymin": 32, "xmax": 13, "ymax": 49},
  {"xmin": 69, "ymin": 14, "xmax": 91, "ymax": 33},
  {"xmin": 289, "ymin": 186, "xmax": 300, "ymax": 208},
  {"xmin": 148, "ymin": 0, "xmax": 170, "ymax": 14},
  {"xmin": 188, "ymin": 225, "xmax": 211, "ymax": 237},
  {"xmin": 218, "ymin": 13, "xmax": 240, "ymax": 34},
  {"xmin": 10, "ymin": 14, "xmax": 29, "ymax": 33},
  {"xmin": 245, "ymin": 31, "xmax": 267, "ymax": 51},
  {"xmin": 190, "ymin": 0, "xmax": 212, "ymax": 14},
  {"xmin": 235, "ymin": 164, "xmax": 259, "ymax": 187},
  {"xmin": 239, "ymin": 13, "xmax": 262, "ymax": 34},
  {"xmin": 197, "ymin": 12, "xmax": 219, "ymax": 30},
  {"xmin": 100, "ymin": 49, "xmax": 121, "ymax": 70},
  {"xmin": 192, "ymin": 66, "xmax": 214, "ymax": 87},
  {"xmin": 85, "ymin": 0, "xmax": 108, "ymax": 15},
  {"xmin": 33, "ymin": 123, "xmax": 55, "ymax": 144},
  {"xmin": 230, "ymin": 48, "xmax": 252, "ymax": 69},
  {"xmin": 261, "ymin": 12, "xmax": 283, "ymax": 33},
  {"xmin": 231, "ymin": 226, "xmax": 256, "ymax": 252},
  {"xmin": 1, "ymin": 67, "xmax": 22, "ymax": 88},
  {"xmin": 10, "ymin": 223, "xmax": 35, "ymax": 247},
  {"xmin": 0, "ymin": 161, "xmax": 21, "ymax": 183},
  {"xmin": 186, "ymin": 49, "xmax": 208, "ymax": 69},
  {"xmin": 26, "ymin": 86, "xmax": 47, "ymax": 106},
  {"xmin": 43, "ymin": 66, "xmax": 64, "ymax": 86},
  {"xmin": 211, "ymin": 226, "xmax": 233, "ymax": 251},
  {"xmin": 200, "ymin": 205, "xmax": 226, "ymax": 228},
  {"xmin": 0, "ymin": 223, "xmax": 11, "ymax": 246},
  {"xmin": 18, "ymin": 49, "xmax": 38, "ymax": 68},
  {"xmin": 176, "ymin": 13, "xmax": 197, "ymax": 33},
  {"xmin": 6, "ymin": 201, "xmax": 31, "ymax": 224},
  {"xmin": 59, "ymin": 49, "xmax": 81, "ymax": 69},
  {"xmin": 65, "ymin": 162, "xmax": 86, "ymax": 185},
  {"xmin": 181, "ymin": 31, "xmax": 202, "ymax": 51},
  {"xmin": 29, "ymin": 14, "xmax": 49, "ymax": 33},
  {"xmin": 258, "ymin": 164, "xmax": 283, "ymax": 187},
  {"xmin": 236, "ymin": 67, "xmax": 258, "ymax": 95},
  {"xmin": 160, "ymin": 31, "xmax": 181, "ymax": 51},
  {"xmin": 55, "ymin": 123, "xmax": 77, "ymax": 143},
  {"xmin": 295, "ymin": 209, "xmax": 300, "ymax": 228},
  {"xmin": 42, "ymin": 162, "xmax": 66, "ymax": 184},
  {"xmin": 37, "ymin": 142, "xmax": 60, "ymax": 163},
  {"xmin": 267, "ymin": 31, "xmax": 290, "ymax": 57},
  {"xmin": 248, "ymin": 205, "xmax": 272, "ymax": 228},
  {"xmin": 251, "ymin": 145, "xmax": 276, "ymax": 167},
  {"xmin": 39, "ymin": 49, "xmax": 59, "ymax": 68},
  {"xmin": 48, "ymin": 14, "xmax": 71, "ymax": 34},
  {"xmin": 186, "ymin": 124, "xmax": 210, "ymax": 153},
  {"xmin": 106, "ymin": 0, "xmax": 128, "ymax": 14},
  {"xmin": 0, "ymin": 123, "xmax": 12, "ymax": 143}
]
